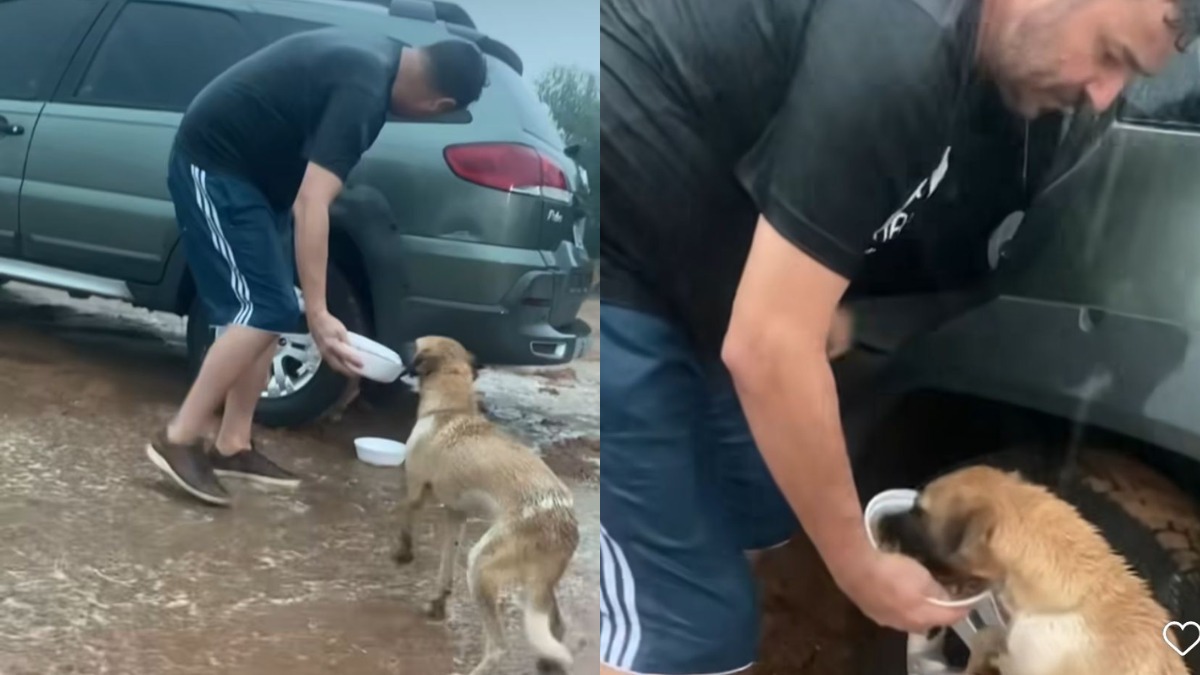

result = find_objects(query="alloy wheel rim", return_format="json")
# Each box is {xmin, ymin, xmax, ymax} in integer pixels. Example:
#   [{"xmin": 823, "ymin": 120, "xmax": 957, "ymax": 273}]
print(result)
[
  {"xmin": 906, "ymin": 593, "xmax": 1005, "ymax": 674},
  {"xmin": 262, "ymin": 332, "xmax": 323, "ymax": 399}
]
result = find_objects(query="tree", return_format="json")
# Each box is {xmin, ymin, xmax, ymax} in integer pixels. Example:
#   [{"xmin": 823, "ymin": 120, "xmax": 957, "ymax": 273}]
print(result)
[{"xmin": 536, "ymin": 65, "xmax": 600, "ymax": 258}]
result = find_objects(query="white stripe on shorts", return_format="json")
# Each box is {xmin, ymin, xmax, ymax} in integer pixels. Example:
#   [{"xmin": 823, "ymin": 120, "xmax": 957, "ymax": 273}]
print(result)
[
  {"xmin": 600, "ymin": 525, "xmax": 642, "ymax": 670},
  {"xmin": 191, "ymin": 165, "xmax": 254, "ymax": 326},
  {"xmin": 600, "ymin": 526, "xmax": 756, "ymax": 675}
]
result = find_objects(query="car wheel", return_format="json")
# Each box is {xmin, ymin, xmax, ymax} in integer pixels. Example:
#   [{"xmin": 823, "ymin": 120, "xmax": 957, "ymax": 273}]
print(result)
[
  {"xmin": 185, "ymin": 262, "xmax": 367, "ymax": 428},
  {"xmin": 859, "ymin": 444, "xmax": 1200, "ymax": 675}
]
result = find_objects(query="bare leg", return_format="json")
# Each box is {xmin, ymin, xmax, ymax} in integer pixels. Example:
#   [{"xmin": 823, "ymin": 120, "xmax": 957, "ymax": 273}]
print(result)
[
  {"xmin": 214, "ymin": 340, "xmax": 275, "ymax": 455},
  {"xmin": 394, "ymin": 482, "xmax": 430, "ymax": 565},
  {"xmin": 168, "ymin": 325, "xmax": 278, "ymax": 445},
  {"xmin": 427, "ymin": 510, "xmax": 467, "ymax": 620}
]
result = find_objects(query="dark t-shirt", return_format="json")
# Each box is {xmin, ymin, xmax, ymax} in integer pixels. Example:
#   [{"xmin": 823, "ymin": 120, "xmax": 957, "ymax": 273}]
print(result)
[
  {"xmin": 176, "ymin": 27, "xmax": 404, "ymax": 212},
  {"xmin": 600, "ymin": 0, "xmax": 985, "ymax": 356}
]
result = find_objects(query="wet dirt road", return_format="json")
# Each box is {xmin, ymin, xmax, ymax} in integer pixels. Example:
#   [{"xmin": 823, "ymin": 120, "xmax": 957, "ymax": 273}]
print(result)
[{"xmin": 0, "ymin": 284, "xmax": 600, "ymax": 675}]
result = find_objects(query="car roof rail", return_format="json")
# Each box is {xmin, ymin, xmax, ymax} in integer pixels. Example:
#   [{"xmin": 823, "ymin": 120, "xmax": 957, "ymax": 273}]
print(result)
[{"xmin": 386, "ymin": 0, "xmax": 522, "ymax": 75}]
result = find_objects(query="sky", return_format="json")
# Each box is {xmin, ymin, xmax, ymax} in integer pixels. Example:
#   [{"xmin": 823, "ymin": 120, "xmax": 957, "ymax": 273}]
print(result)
[{"xmin": 451, "ymin": 0, "xmax": 599, "ymax": 82}]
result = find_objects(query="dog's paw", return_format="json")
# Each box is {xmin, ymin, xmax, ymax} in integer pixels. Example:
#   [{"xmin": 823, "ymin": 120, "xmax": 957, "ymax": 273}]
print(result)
[
  {"xmin": 425, "ymin": 596, "xmax": 447, "ymax": 621},
  {"xmin": 394, "ymin": 533, "xmax": 415, "ymax": 565},
  {"xmin": 536, "ymin": 658, "xmax": 568, "ymax": 675},
  {"xmin": 965, "ymin": 627, "xmax": 1006, "ymax": 675}
]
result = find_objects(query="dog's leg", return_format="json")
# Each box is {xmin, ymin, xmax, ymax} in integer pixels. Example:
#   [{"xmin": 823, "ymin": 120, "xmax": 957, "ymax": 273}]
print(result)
[
  {"xmin": 549, "ymin": 593, "xmax": 565, "ymax": 641},
  {"xmin": 426, "ymin": 509, "xmax": 466, "ymax": 621},
  {"xmin": 527, "ymin": 583, "xmax": 572, "ymax": 674},
  {"xmin": 394, "ymin": 482, "xmax": 431, "ymax": 566},
  {"xmin": 467, "ymin": 538, "xmax": 507, "ymax": 675},
  {"xmin": 965, "ymin": 626, "xmax": 1007, "ymax": 675}
]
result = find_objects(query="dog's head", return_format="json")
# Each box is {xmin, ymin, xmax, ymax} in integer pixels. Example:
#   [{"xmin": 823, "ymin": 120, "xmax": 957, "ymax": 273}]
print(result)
[
  {"xmin": 406, "ymin": 336, "xmax": 479, "ymax": 382},
  {"xmin": 876, "ymin": 466, "xmax": 1021, "ymax": 596}
]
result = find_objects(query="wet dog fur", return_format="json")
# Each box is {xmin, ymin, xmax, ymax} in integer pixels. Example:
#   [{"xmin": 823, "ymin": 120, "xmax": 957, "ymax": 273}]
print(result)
[
  {"xmin": 394, "ymin": 336, "xmax": 580, "ymax": 675},
  {"xmin": 877, "ymin": 465, "xmax": 1186, "ymax": 675}
]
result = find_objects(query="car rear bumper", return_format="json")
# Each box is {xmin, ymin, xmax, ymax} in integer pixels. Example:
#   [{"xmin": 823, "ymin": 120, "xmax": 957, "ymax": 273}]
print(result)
[
  {"xmin": 394, "ymin": 298, "xmax": 594, "ymax": 365},
  {"xmin": 373, "ymin": 238, "xmax": 595, "ymax": 366}
]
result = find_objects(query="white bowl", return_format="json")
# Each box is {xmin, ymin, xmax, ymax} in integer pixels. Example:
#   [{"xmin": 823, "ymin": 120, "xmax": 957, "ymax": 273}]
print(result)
[
  {"xmin": 347, "ymin": 333, "xmax": 404, "ymax": 383},
  {"xmin": 864, "ymin": 488, "xmax": 991, "ymax": 608},
  {"xmin": 354, "ymin": 437, "xmax": 408, "ymax": 467}
]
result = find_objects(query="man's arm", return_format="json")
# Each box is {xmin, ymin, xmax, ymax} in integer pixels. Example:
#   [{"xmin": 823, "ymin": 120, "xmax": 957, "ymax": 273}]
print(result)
[
  {"xmin": 722, "ymin": 217, "xmax": 864, "ymax": 566},
  {"xmin": 297, "ymin": 81, "xmax": 388, "ymax": 316},
  {"xmin": 293, "ymin": 161, "xmax": 362, "ymax": 375},
  {"xmin": 294, "ymin": 162, "xmax": 342, "ymax": 318},
  {"xmin": 723, "ymin": 216, "xmax": 967, "ymax": 633}
]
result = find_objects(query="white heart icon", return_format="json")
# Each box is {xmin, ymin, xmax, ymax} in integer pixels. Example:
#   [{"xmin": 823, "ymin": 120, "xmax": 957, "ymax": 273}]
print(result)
[{"xmin": 1164, "ymin": 621, "xmax": 1200, "ymax": 656}]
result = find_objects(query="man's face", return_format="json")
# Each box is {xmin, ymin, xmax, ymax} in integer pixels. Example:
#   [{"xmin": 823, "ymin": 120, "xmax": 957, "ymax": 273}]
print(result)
[
  {"xmin": 985, "ymin": 0, "xmax": 1181, "ymax": 118},
  {"xmin": 391, "ymin": 94, "xmax": 457, "ymax": 119},
  {"xmin": 390, "ymin": 73, "xmax": 459, "ymax": 119}
]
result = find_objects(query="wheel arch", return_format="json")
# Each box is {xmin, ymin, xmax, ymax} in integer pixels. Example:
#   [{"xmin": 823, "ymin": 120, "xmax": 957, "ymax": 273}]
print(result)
[{"xmin": 867, "ymin": 293, "xmax": 1200, "ymax": 474}]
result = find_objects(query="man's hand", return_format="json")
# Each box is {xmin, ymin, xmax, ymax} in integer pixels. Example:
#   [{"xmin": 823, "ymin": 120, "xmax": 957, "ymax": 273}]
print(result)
[
  {"xmin": 722, "ymin": 216, "xmax": 966, "ymax": 634},
  {"xmin": 835, "ymin": 549, "xmax": 969, "ymax": 633},
  {"xmin": 308, "ymin": 308, "xmax": 363, "ymax": 376}
]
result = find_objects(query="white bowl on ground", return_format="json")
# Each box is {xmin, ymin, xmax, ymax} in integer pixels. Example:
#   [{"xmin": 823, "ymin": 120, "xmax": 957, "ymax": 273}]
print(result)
[
  {"xmin": 347, "ymin": 332, "xmax": 404, "ymax": 383},
  {"xmin": 864, "ymin": 488, "xmax": 992, "ymax": 608},
  {"xmin": 354, "ymin": 437, "xmax": 408, "ymax": 467}
]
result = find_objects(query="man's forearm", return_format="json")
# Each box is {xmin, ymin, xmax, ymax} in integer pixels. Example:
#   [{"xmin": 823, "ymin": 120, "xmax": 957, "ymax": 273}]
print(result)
[
  {"xmin": 293, "ymin": 199, "xmax": 330, "ymax": 316},
  {"xmin": 725, "ymin": 336, "xmax": 871, "ymax": 568}
]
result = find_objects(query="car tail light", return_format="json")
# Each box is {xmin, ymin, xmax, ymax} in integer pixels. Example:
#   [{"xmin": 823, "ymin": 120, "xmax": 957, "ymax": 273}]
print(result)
[{"xmin": 444, "ymin": 143, "xmax": 572, "ymax": 203}]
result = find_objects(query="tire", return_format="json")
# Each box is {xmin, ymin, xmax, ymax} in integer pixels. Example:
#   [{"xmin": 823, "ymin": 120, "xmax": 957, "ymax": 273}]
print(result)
[
  {"xmin": 856, "ymin": 441, "xmax": 1200, "ymax": 675},
  {"xmin": 185, "ymin": 262, "xmax": 369, "ymax": 428}
]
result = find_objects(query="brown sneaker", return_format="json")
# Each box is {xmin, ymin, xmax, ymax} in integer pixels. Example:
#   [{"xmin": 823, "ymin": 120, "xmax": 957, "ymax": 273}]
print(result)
[
  {"xmin": 145, "ymin": 428, "xmax": 231, "ymax": 506},
  {"xmin": 211, "ymin": 441, "xmax": 300, "ymax": 488}
]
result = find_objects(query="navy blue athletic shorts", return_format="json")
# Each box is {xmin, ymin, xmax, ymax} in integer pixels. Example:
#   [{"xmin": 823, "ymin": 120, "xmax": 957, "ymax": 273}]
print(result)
[
  {"xmin": 167, "ymin": 148, "xmax": 301, "ymax": 334},
  {"xmin": 600, "ymin": 303, "xmax": 800, "ymax": 674}
]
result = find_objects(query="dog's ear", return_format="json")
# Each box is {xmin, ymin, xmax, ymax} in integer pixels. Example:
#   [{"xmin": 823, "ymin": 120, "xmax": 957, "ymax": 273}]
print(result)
[{"xmin": 942, "ymin": 505, "xmax": 996, "ymax": 563}]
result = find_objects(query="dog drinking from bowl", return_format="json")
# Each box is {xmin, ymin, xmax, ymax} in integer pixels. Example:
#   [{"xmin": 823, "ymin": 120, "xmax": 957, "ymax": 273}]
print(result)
[
  {"xmin": 875, "ymin": 465, "xmax": 1186, "ymax": 675},
  {"xmin": 394, "ymin": 336, "xmax": 579, "ymax": 675}
]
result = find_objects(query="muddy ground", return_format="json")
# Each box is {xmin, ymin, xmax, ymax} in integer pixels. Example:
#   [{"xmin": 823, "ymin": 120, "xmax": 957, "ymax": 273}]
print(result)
[
  {"xmin": 0, "ymin": 283, "xmax": 600, "ymax": 675},
  {"xmin": 753, "ymin": 537, "xmax": 878, "ymax": 675}
]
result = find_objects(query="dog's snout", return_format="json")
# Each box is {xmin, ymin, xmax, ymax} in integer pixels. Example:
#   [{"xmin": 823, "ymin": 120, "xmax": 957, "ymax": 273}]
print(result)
[
  {"xmin": 398, "ymin": 341, "xmax": 417, "ymax": 377},
  {"xmin": 876, "ymin": 511, "xmax": 912, "ymax": 548},
  {"xmin": 877, "ymin": 509, "xmax": 940, "ymax": 562}
]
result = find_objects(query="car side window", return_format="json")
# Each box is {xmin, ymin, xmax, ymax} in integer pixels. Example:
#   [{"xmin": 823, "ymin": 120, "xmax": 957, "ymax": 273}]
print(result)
[
  {"xmin": 0, "ymin": 0, "xmax": 96, "ymax": 101},
  {"xmin": 74, "ymin": 1, "xmax": 257, "ymax": 112},
  {"xmin": 246, "ymin": 13, "xmax": 327, "ymax": 45},
  {"xmin": 1119, "ymin": 44, "xmax": 1200, "ymax": 127}
]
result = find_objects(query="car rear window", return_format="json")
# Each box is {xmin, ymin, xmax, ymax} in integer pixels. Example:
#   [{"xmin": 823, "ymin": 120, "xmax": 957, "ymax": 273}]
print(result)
[{"xmin": 486, "ymin": 59, "xmax": 565, "ymax": 148}]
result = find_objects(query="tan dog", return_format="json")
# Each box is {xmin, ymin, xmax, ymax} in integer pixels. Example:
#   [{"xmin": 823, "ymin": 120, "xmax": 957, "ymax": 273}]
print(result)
[
  {"xmin": 877, "ymin": 465, "xmax": 1186, "ymax": 675},
  {"xmin": 394, "ymin": 336, "xmax": 580, "ymax": 675}
]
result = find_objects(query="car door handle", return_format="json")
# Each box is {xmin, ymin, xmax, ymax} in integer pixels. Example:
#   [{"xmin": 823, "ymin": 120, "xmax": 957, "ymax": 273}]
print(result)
[{"xmin": 0, "ymin": 116, "xmax": 24, "ymax": 136}]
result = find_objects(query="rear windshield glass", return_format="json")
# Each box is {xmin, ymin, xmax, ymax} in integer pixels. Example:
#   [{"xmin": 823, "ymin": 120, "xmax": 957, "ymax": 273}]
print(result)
[{"xmin": 486, "ymin": 58, "xmax": 565, "ymax": 148}]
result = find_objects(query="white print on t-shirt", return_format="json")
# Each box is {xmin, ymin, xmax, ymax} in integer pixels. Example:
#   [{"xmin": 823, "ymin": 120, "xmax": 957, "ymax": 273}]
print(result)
[{"xmin": 865, "ymin": 146, "xmax": 952, "ymax": 254}]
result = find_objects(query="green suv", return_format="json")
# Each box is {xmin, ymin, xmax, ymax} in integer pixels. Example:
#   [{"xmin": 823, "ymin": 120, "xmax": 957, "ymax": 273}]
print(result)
[{"xmin": 0, "ymin": 0, "xmax": 594, "ymax": 426}]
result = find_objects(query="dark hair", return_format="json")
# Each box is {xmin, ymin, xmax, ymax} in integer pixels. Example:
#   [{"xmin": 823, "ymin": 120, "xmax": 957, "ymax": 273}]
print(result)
[{"xmin": 422, "ymin": 39, "xmax": 487, "ymax": 108}]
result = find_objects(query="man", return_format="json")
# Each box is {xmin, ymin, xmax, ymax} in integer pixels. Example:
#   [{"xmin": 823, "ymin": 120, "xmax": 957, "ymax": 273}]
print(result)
[
  {"xmin": 146, "ymin": 28, "xmax": 487, "ymax": 506},
  {"xmin": 599, "ymin": 0, "xmax": 1188, "ymax": 671}
]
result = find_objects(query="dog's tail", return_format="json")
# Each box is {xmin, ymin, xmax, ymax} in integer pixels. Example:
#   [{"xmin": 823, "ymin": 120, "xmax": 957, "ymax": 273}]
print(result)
[{"xmin": 523, "ymin": 582, "xmax": 572, "ymax": 670}]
